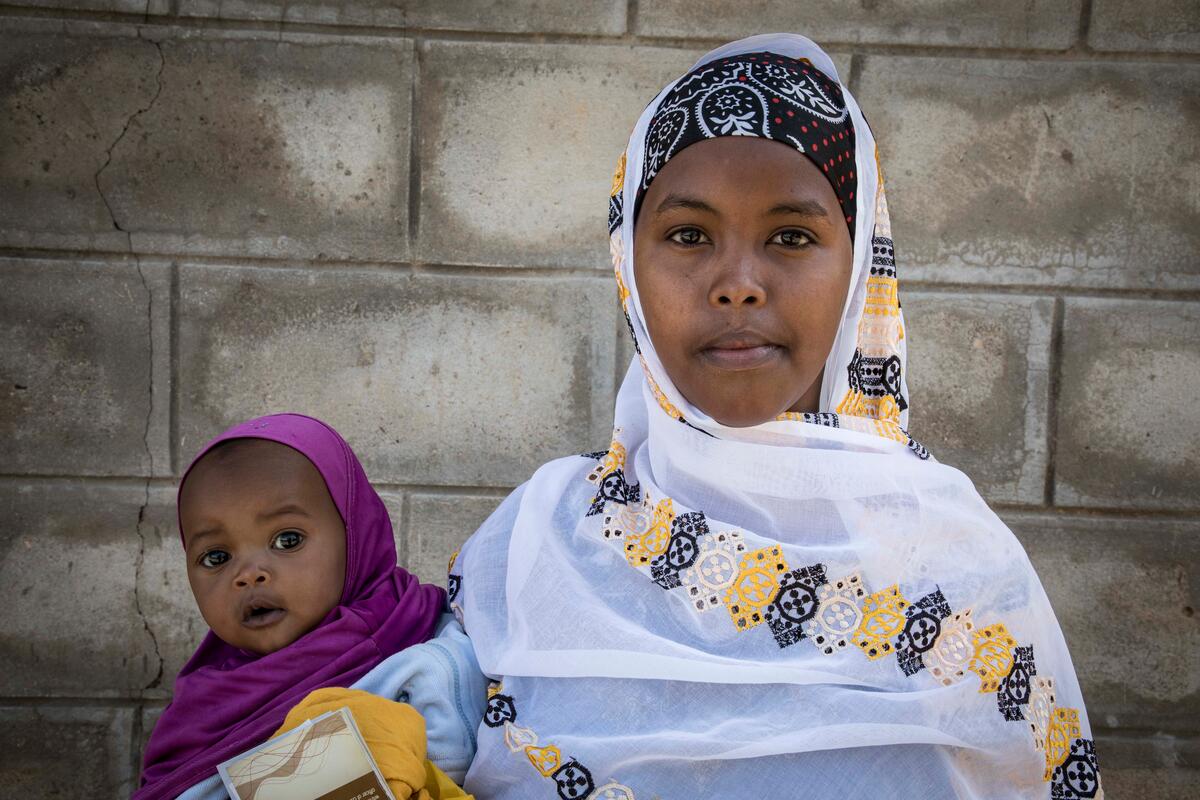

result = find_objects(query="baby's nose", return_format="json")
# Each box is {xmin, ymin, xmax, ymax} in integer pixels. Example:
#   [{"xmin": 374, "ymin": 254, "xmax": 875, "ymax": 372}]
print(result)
[{"xmin": 234, "ymin": 564, "xmax": 270, "ymax": 587}]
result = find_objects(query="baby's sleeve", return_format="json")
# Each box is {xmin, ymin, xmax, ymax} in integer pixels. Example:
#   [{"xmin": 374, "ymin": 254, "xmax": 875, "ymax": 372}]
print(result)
[{"xmin": 353, "ymin": 614, "xmax": 488, "ymax": 784}]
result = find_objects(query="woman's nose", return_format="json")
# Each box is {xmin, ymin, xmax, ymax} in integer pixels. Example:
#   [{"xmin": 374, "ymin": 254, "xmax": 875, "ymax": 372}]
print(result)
[{"xmin": 709, "ymin": 247, "xmax": 766, "ymax": 307}]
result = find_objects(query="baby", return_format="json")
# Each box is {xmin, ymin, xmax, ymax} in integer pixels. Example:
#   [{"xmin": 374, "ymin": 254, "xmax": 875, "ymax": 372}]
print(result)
[{"xmin": 136, "ymin": 414, "xmax": 484, "ymax": 800}]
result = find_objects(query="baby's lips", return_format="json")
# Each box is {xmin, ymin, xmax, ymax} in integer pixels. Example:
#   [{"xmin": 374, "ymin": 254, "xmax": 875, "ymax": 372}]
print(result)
[{"xmin": 239, "ymin": 593, "xmax": 284, "ymax": 622}]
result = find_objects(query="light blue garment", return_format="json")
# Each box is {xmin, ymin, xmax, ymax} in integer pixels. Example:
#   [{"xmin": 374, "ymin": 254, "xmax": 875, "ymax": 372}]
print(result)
[{"xmin": 172, "ymin": 614, "xmax": 486, "ymax": 799}]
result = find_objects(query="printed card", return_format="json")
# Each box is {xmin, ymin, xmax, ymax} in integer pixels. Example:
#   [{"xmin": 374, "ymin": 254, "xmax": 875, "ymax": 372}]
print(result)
[{"xmin": 217, "ymin": 706, "xmax": 396, "ymax": 800}]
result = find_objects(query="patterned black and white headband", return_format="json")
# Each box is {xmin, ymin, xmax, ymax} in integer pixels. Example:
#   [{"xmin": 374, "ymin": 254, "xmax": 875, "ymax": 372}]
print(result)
[{"xmin": 633, "ymin": 51, "xmax": 858, "ymax": 237}]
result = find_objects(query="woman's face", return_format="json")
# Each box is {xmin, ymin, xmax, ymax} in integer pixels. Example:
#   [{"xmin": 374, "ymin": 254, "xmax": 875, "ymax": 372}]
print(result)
[
  {"xmin": 180, "ymin": 439, "xmax": 347, "ymax": 656},
  {"xmin": 633, "ymin": 136, "xmax": 854, "ymax": 428}
]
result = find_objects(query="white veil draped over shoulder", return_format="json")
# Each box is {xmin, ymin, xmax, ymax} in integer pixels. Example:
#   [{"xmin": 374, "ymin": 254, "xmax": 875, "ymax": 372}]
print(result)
[{"xmin": 453, "ymin": 34, "xmax": 1100, "ymax": 800}]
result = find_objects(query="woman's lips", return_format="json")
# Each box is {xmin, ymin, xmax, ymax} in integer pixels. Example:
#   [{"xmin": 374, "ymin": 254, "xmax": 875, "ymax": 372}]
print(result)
[{"xmin": 700, "ymin": 342, "xmax": 784, "ymax": 371}]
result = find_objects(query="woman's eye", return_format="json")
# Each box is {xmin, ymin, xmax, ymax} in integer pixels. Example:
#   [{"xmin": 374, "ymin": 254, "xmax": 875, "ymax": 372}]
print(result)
[
  {"xmin": 271, "ymin": 531, "xmax": 304, "ymax": 551},
  {"xmin": 771, "ymin": 229, "xmax": 812, "ymax": 247},
  {"xmin": 199, "ymin": 550, "xmax": 230, "ymax": 568},
  {"xmin": 667, "ymin": 227, "xmax": 710, "ymax": 246}
]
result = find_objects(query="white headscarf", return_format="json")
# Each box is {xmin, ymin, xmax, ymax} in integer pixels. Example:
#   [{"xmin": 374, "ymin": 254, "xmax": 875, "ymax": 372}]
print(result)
[{"xmin": 454, "ymin": 34, "xmax": 1100, "ymax": 800}]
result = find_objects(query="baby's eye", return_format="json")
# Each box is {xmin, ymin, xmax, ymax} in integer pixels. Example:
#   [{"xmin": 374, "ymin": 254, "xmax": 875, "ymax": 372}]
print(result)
[
  {"xmin": 667, "ymin": 227, "xmax": 710, "ymax": 246},
  {"xmin": 199, "ymin": 549, "xmax": 230, "ymax": 568},
  {"xmin": 271, "ymin": 530, "xmax": 304, "ymax": 551},
  {"xmin": 770, "ymin": 229, "xmax": 812, "ymax": 248}
]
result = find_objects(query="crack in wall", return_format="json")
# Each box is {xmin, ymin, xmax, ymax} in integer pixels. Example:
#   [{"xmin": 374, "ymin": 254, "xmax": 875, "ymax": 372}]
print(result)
[{"xmin": 92, "ymin": 36, "xmax": 167, "ymax": 691}]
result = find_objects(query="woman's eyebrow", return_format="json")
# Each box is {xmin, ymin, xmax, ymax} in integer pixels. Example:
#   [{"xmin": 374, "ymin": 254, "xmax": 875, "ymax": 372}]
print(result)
[
  {"xmin": 655, "ymin": 193, "xmax": 718, "ymax": 216},
  {"xmin": 767, "ymin": 200, "xmax": 830, "ymax": 219}
]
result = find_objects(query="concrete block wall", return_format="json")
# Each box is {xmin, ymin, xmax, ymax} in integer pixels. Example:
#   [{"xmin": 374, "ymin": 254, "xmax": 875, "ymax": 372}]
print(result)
[{"xmin": 0, "ymin": 2, "xmax": 1195, "ymax": 794}]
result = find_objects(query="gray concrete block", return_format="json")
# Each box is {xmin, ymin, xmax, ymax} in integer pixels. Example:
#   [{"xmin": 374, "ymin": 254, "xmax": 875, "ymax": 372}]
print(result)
[
  {"xmin": 1089, "ymin": 0, "xmax": 1200, "ymax": 54},
  {"xmin": 176, "ymin": 266, "xmax": 617, "ymax": 486},
  {"xmin": 1056, "ymin": 299, "xmax": 1200, "ymax": 510},
  {"xmin": 378, "ymin": 489, "xmax": 405, "ymax": 563},
  {"xmin": 905, "ymin": 292, "xmax": 1051, "ymax": 505},
  {"xmin": 143, "ymin": 0, "xmax": 626, "ymax": 35},
  {"xmin": 1007, "ymin": 513, "xmax": 1200, "ymax": 733},
  {"xmin": 404, "ymin": 492, "xmax": 503, "ymax": 587},
  {"xmin": 417, "ymin": 41, "xmax": 703, "ymax": 269},
  {"xmin": 0, "ymin": 481, "xmax": 195, "ymax": 696},
  {"xmin": 0, "ymin": 705, "xmax": 135, "ymax": 800},
  {"xmin": 1097, "ymin": 734, "xmax": 1200, "ymax": 799},
  {"xmin": 0, "ymin": 24, "xmax": 160, "ymax": 253},
  {"xmin": 635, "ymin": 0, "xmax": 1082, "ymax": 49},
  {"xmin": 4, "ymin": 0, "xmax": 147, "ymax": 14},
  {"xmin": 857, "ymin": 57, "xmax": 1200, "ymax": 290},
  {"xmin": 2, "ymin": 24, "xmax": 413, "ymax": 261},
  {"xmin": 137, "ymin": 485, "xmax": 220, "ymax": 691},
  {"xmin": 138, "ymin": 704, "xmax": 166, "ymax": 771},
  {"xmin": 0, "ymin": 258, "xmax": 170, "ymax": 477}
]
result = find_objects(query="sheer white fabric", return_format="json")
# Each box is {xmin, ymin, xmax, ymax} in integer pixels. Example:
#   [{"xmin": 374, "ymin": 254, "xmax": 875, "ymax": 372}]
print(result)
[{"xmin": 456, "ymin": 34, "xmax": 1098, "ymax": 800}]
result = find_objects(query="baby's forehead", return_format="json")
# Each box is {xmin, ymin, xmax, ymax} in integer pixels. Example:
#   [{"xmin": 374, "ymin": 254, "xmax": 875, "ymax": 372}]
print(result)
[{"xmin": 183, "ymin": 438, "xmax": 323, "ymax": 498}]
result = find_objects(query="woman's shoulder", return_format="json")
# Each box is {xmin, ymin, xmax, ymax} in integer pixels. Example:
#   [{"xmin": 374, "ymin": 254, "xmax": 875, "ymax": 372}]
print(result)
[{"xmin": 456, "ymin": 451, "xmax": 597, "ymax": 564}]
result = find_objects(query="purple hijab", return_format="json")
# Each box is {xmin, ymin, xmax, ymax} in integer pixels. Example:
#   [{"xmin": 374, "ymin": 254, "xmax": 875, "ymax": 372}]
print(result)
[{"xmin": 136, "ymin": 413, "xmax": 446, "ymax": 799}]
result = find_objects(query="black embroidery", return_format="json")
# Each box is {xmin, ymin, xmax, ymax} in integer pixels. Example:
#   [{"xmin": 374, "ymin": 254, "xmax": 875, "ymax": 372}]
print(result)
[
  {"xmin": 802, "ymin": 412, "xmax": 840, "ymax": 428},
  {"xmin": 579, "ymin": 449, "xmax": 610, "ymax": 460},
  {"xmin": 997, "ymin": 645, "xmax": 1036, "ymax": 721},
  {"xmin": 896, "ymin": 588, "xmax": 952, "ymax": 676},
  {"xmin": 553, "ymin": 760, "xmax": 596, "ymax": 800},
  {"xmin": 871, "ymin": 236, "xmax": 896, "ymax": 273},
  {"xmin": 483, "ymin": 694, "xmax": 517, "ymax": 728},
  {"xmin": 649, "ymin": 512, "xmax": 706, "ymax": 589},
  {"xmin": 765, "ymin": 563, "xmax": 828, "ymax": 648},
  {"xmin": 1050, "ymin": 738, "xmax": 1101, "ymax": 799},
  {"xmin": 621, "ymin": 307, "xmax": 641, "ymax": 354},
  {"xmin": 587, "ymin": 468, "xmax": 641, "ymax": 517},
  {"xmin": 608, "ymin": 192, "xmax": 623, "ymax": 235},
  {"xmin": 906, "ymin": 434, "xmax": 931, "ymax": 461},
  {"xmin": 847, "ymin": 349, "xmax": 908, "ymax": 413},
  {"xmin": 447, "ymin": 573, "xmax": 461, "ymax": 603},
  {"xmin": 672, "ymin": 511, "xmax": 709, "ymax": 539},
  {"xmin": 639, "ymin": 52, "xmax": 856, "ymax": 235}
]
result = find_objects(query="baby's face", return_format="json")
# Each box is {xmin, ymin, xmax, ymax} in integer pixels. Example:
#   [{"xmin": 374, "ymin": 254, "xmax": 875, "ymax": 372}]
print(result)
[
  {"xmin": 633, "ymin": 136, "xmax": 854, "ymax": 427},
  {"xmin": 179, "ymin": 439, "xmax": 347, "ymax": 656}
]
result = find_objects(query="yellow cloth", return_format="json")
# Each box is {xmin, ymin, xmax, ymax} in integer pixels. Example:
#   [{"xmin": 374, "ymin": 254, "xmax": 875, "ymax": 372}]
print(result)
[{"xmin": 274, "ymin": 687, "xmax": 472, "ymax": 800}]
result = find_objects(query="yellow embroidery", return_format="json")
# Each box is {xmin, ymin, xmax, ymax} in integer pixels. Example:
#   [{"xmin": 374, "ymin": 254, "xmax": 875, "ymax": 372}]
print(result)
[
  {"xmin": 924, "ymin": 609, "xmax": 975, "ymax": 686},
  {"xmin": 874, "ymin": 163, "xmax": 892, "ymax": 238},
  {"xmin": 968, "ymin": 622, "xmax": 1018, "ymax": 693},
  {"xmin": 614, "ymin": 263, "xmax": 631, "ymax": 305},
  {"xmin": 526, "ymin": 744, "xmax": 563, "ymax": 776},
  {"xmin": 853, "ymin": 584, "xmax": 910, "ymax": 660},
  {"xmin": 503, "ymin": 721, "xmax": 538, "ymax": 752},
  {"xmin": 725, "ymin": 545, "xmax": 789, "ymax": 631},
  {"xmin": 624, "ymin": 497, "xmax": 674, "ymax": 566},
  {"xmin": 864, "ymin": 273, "xmax": 900, "ymax": 318},
  {"xmin": 1043, "ymin": 707, "xmax": 1081, "ymax": 780},
  {"xmin": 680, "ymin": 531, "xmax": 747, "ymax": 612},
  {"xmin": 610, "ymin": 151, "xmax": 626, "ymax": 197},
  {"xmin": 447, "ymin": 549, "xmax": 459, "ymax": 573},
  {"xmin": 1027, "ymin": 676, "xmax": 1057, "ymax": 752},
  {"xmin": 587, "ymin": 435, "xmax": 627, "ymax": 486},
  {"xmin": 487, "ymin": 681, "xmax": 503, "ymax": 699},
  {"xmin": 602, "ymin": 500, "xmax": 652, "ymax": 541},
  {"xmin": 804, "ymin": 573, "xmax": 866, "ymax": 654},
  {"xmin": 837, "ymin": 414, "xmax": 908, "ymax": 442},
  {"xmin": 640, "ymin": 358, "xmax": 685, "ymax": 422},
  {"xmin": 836, "ymin": 390, "xmax": 905, "ymax": 426},
  {"xmin": 591, "ymin": 782, "xmax": 637, "ymax": 800}
]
